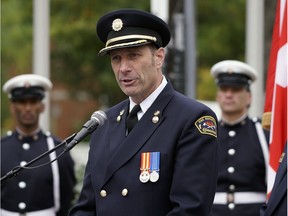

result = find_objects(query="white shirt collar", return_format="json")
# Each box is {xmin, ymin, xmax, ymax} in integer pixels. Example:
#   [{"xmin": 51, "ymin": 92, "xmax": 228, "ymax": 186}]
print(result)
[{"xmin": 221, "ymin": 113, "xmax": 248, "ymax": 125}]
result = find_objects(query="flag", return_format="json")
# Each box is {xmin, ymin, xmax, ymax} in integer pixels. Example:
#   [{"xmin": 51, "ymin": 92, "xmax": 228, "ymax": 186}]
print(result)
[{"xmin": 263, "ymin": 0, "xmax": 287, "ymax": 197}]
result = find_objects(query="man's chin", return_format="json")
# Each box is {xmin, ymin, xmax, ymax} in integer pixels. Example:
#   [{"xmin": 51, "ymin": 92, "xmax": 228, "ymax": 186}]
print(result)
[
  {"xmin": 21, "ymin": 121, "xmax": 37, "ymax": 128},
  {"xmin": 122, "ymin": 88, "xmax": 138, "ymax": 97},
  {"xmin": 222, "ymin": 108, "xmax": 238, "ymax": 114}
]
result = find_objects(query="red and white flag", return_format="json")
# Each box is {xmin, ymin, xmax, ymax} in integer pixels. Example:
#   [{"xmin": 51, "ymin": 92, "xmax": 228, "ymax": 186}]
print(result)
[{"xmin": 263, "ymin": 0, "xmax": 287, "ymax": 197}]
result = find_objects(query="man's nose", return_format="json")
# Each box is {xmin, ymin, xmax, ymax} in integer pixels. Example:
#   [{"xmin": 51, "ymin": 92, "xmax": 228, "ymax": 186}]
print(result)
[
  {"xmin": 222, "ymin": 88, "xmax": 234, "ymax": 96},
  {"xmin": 119, "ymin": 59, "xmax": 131, "ymax": 73},
  {"xmin": 23, "ymin": 102, "xmax": 33, "ymax": 110}
]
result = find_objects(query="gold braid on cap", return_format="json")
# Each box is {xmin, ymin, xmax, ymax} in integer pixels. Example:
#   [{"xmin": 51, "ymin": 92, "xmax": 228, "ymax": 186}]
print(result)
[
  {"xmin": 99, "ymin": 39, "xmax": 151, "ymax": 54},
  {"xmin": 106, "ymin": 35, "xmax": 157, "ymax": 47}
]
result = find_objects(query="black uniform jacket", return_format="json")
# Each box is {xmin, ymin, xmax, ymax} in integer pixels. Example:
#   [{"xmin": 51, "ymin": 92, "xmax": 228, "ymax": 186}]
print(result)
[
  {"xmin": 210, "ymin": 117, "xmax": 269, "ymax": 216},
  {"xmin": 1, "ymin": 130, "xmax": 76, "ymax": 216},
  {"xmin": 69, "ymin": 82, "xmax": 219, "ymax": 216},
  {"xmin": 260, "ymin": 144, "xmax": 287, "ymax": 216}
]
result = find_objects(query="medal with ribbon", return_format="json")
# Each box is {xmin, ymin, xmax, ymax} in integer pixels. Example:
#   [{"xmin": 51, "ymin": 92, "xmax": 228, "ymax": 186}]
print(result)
[
  {"xmin": 139, "ymin": 152, "xmax": 150, "ymax": 183},
  {"xmin": 149, "ymin": 152, "xmax": 160, "ymax": 182},
  {"xmin": 139, "ymin": 152, "xmax": 160, "ymax": 183}
]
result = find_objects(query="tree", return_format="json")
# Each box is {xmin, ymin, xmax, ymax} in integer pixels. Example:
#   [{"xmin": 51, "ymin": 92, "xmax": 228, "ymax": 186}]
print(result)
[{"xmin": 1, "ymin": 0, "xmax": 276, "ymax": 135}]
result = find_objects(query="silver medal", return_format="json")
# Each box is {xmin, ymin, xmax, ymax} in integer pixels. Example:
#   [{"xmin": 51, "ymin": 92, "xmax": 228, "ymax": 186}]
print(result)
[
  {"xmin": 149, "ymin": 171, "xmax": 159, "ymax": 182},
  {"xmin": 139, "ymin": 171, "xmax": 150, "ymax": 183}
]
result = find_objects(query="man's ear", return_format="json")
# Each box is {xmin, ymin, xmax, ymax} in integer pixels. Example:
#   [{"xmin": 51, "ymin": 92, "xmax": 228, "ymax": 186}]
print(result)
[
  {"xmin": 247, "ymin": 91, "xmax": 252, "ymax": 107},
  {"xmin": 155, "ymin": 47, "xmax": 165, "ymax": 67},
  {"xmin": 40, "ymin": 102, "xmax": 45, "ymax": 113},
  {"xmin": 9, "ymin": 102, "xmax": 15, "ymax": 114}
]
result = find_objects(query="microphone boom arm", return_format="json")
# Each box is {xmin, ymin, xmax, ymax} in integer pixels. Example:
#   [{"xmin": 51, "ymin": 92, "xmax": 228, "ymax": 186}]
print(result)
[
  {"xmin": 1, "ymin": 110, "xmax": 107, "ymax": 185},
  {"xmin": 0, "ymin": 133, "xmax": 76, "ymax": 185}
]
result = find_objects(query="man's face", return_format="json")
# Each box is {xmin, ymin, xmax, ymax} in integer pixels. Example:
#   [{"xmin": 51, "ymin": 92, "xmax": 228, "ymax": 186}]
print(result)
[
  {"xmin": 110, "ymin": 45, "xmax": 165, "ymax": 104},
  {"xmin": 10, "ymin": 98, "xmax": 44, "ymax": 130},
  {"xmin": 216, "ymin": 86, "xmax": 251, "ymax": 116}
]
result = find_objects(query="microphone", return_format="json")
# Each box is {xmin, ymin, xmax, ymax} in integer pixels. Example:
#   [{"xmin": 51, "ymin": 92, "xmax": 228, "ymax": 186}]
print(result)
[{"xmin": 64, "ymin": 110, "xmax": 107, "ymax": 152}]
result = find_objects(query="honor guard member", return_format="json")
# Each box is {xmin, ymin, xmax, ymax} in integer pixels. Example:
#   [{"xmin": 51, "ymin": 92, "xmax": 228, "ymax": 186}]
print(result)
[
  {"xmin": 69, "ymin": 9, "xmax": 219, "ymax": 216},
  {"xmin": 1, "ymin": 74, "xmax": 76, "ymax": 216},
  {"xmin": 209, "ymin": 60, "xmax": 270, "ymax": 216}
]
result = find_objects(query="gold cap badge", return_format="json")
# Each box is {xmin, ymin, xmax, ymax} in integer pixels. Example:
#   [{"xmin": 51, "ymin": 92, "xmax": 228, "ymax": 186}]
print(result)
[{"xmin": 112, "ymin": 18, "xmax": 123, "ymax": 31}]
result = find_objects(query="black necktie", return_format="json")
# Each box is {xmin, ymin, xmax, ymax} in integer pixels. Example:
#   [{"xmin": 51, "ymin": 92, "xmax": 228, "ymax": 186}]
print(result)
[{"xmin": 126, "ymin": 104, "xmax": 141, "ymax": 133}]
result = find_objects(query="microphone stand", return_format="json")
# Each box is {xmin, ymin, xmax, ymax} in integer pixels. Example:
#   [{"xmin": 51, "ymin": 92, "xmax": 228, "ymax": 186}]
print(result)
[{"xmin": 0, "ymin": 133, "xmax": 76, "ymax": 185}]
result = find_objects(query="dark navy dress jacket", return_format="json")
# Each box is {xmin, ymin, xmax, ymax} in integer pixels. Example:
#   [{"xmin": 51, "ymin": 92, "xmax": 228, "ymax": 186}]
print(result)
[{"xmin": 69, "ymin": 82, "xmax": 219, "ymax": 216}]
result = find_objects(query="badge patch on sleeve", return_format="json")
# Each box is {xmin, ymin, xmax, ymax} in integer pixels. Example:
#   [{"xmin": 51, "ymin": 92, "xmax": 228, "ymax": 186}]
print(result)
[{"xmin": 195, "ymin": 116, "xmax": 217, "ymax": 137}]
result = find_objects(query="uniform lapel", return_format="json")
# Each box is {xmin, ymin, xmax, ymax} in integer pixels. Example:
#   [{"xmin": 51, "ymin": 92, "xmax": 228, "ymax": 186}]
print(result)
[
  {"xmin": 102, "ymin": 82, "xmax": 175, "ymax": 186},
  {"xmin": 108, "ymin": 105, "xmax": 128, "ymax": 155},
  {"xmin": 93, "ymin": 101, "xmax": 128, "ymax": 188}
]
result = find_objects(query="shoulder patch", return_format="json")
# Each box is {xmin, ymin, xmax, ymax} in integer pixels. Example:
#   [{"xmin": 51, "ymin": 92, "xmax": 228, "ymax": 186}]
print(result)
[{"xmin": 195, "ymin": 116, "xmax": 217, "ymax": 137}]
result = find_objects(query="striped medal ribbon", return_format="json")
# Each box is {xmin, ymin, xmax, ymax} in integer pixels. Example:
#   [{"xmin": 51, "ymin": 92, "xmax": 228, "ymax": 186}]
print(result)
[
  {"xmin": 139, "ymin": 152, "xmax": 150, "ymax": 183},
  {"xmin": 150, "ymin": 152, "xmax": 160, "ymax": 182}
]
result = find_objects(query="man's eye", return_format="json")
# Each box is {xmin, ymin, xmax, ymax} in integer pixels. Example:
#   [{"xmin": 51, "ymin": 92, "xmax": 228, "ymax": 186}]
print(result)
[
  {"xmin": 111, "ymin": 56, "xmax": 120, "ymax": 61},
  {"xmin": 129, "ymin": 53, "xmax": 139, "ymax": 58}
]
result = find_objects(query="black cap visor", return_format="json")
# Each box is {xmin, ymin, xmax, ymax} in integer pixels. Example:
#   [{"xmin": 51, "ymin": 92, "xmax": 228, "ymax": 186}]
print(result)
[{"xmin": 10, "ymin": 87, "xmax": 45, "ymax": 101}]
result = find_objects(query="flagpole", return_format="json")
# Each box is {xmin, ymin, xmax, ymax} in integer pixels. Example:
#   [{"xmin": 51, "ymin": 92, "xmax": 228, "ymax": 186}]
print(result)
[
  {"xmin": 184, "ymin": 0, "xmax": 196, "ymax": 99},
  {"xmin": 246, "ymin": 0, "xmax": 265, "ymax": 118},
  {"xmin": 33, "ymin": 0, "xmax": 50, "ymax": 131},
  {"xmin": 150, "ymin": 0, "xmax": 169, "ymax": 22}
]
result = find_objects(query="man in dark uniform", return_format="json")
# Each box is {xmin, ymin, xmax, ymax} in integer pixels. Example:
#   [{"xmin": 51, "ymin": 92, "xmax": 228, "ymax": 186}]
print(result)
[
  {"xmin": 209, "ymin": 60, "xmax": 270, "ymax": 216},
  {"xmin": 260, "ymin": 144, "xmax": 287, "ymax": 216},
  {"xmin": 1, "ymin": 74, "xmax": 76, "ymax": 216},
  {"xmin": 69, "ymin": 9, "xmax": 219, "ymax": 216}
]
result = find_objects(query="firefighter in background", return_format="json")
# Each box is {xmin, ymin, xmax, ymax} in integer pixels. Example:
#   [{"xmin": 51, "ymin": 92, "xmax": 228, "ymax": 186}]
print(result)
[
  {"xmin": 1, "ymin": 74, "xmax": 76, "ymax": 216},
  {"xmin": 209, "ymin": 60, "xmax": 270, "ymax": 216}
]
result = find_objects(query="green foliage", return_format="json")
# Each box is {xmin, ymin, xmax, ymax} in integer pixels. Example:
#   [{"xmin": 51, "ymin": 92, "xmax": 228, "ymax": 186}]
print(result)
[
  {"xmin": 1, "ymin": 0, "xmax": 247, "ymax": 132},
  {"xmin": 1, "ymin": 0, "xmax": 34, "ymax": 132},
  {"xmin": 196, "ymin": 0, "xmax": 246, "ymax": 99},
  {"xmin": 1, "ymin": 0, "xmax": 33, "ymax": 72},
  {"xmin": 1, "ymin": 0, "xmax": 149, "ymax": 132},
  {"xmin": 49, "ymin": 0, "xmax": 150, "ymax": 104},
  {"xmin": 197, "ymin": 0, "xmax": 246, "ymax": 65}
]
